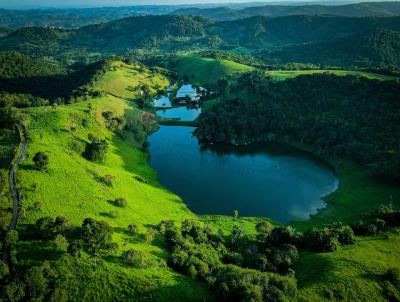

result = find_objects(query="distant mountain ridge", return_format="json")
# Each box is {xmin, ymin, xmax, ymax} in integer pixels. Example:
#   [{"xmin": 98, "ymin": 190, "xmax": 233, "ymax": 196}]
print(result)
[
  {"xmin": 173, "ymin": 2, "xmax": 400, "ymax": 20},
  {"xmin": 1, "ymin": 2, "xmax": 400, "ymax": 29}
]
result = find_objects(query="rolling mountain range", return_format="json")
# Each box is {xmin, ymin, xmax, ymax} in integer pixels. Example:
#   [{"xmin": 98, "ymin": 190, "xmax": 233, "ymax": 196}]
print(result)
[
  {"xmin": 0, "ymin": 2, "xmax": 400, "ymax": 29},
  {"xmin": 1, "ymin": 14, "xmax": 400, "ymax": 67},
  {"xmin": 173, "ymin": 1, "xmax": 400, "ymax": 20}
]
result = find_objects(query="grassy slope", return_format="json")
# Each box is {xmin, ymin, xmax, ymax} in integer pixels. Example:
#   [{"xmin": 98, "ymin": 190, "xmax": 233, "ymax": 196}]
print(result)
[
  {"xmin": 172, "ymin": 55, "xmax": 253, "ymax": 85},
  {"xmin": 173, "ymin": 55, "xmax": 398, "ymax": 92},
  {"xmin": 266, "ymin": 69, "xmax": 398, "ymax": 81},
  {"xmin": 16, "ymin": 61, "xmax": 212, "ymax": 301}
]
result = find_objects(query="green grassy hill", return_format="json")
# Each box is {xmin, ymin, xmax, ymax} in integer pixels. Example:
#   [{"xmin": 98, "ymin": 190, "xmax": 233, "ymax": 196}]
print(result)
[
  {"xmin": 15, "ymin": 61, "xmax": 213, "ymax": 301},
  {"xmin": 170, "ymin": 55, "xmax": 253, "ymax": 85},
  {"xmin": 7, "ymin": 58, "xmax": 400, "ymax": 301}
]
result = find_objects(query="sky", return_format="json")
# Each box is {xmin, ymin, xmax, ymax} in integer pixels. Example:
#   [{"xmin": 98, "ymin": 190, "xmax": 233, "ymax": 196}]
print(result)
[{"xmin": 0, "ymin": 0, "xmax": 366, "ymax": 9}]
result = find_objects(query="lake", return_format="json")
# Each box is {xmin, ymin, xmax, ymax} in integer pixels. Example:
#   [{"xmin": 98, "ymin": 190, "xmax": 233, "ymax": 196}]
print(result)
[{"xmin": 149, "ymin": 93, "xmax": 338, "ymax": 223}]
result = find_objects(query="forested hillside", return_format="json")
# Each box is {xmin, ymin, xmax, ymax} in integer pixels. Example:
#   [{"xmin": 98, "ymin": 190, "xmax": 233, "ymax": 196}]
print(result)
[
  {"xmin": 2, "ymin": 15, "xmax": 400, "ymax": 68},
  {"xmin": 0, "ymin": 52, "xmax": 112, "ymax": 105},
  {"xmin": 196, "ymin": 72, "xmax": 400, "ymax": 183},
  {"xmin": 265, "ymin": 28, "xmax": 400, "ymax": 67}
]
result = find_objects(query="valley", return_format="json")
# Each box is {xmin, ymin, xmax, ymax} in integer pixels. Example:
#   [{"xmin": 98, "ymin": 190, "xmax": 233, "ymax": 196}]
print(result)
[{"xmin": 0, "ymin": 4, "xmax": 399, "ymax": 301}]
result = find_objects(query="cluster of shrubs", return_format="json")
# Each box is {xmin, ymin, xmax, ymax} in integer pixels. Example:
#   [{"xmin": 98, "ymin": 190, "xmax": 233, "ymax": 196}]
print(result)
[
  {"xmin": 83, "ymin": 135, "xmax": 109, "ymax": 162},
  {"xmin": 160, "ymin": 219, "xmax": 298, "ymax": 302},
  {"xmin": 102, "ymin": 111, "xmax": 126, "ymax": 133},
  {"xmin": 352, "ymin": 203, "xmax": 400, "ymax": 235}
]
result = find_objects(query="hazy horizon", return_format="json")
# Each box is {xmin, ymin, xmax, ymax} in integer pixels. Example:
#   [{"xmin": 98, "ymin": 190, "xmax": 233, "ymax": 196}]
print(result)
[{"xmin": 0, "ymin": 0, "xmax": 394, "ymax": 9}]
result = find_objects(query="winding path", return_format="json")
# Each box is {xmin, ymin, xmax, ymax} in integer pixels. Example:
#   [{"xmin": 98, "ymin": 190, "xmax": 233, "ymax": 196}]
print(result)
[
  {"xmin": 9, "ymin": 125, "xmax": 26, "ymax": 230},
  {"xmin": 3, "ymin": 125, "xmax": 27, "ymax": 263}
]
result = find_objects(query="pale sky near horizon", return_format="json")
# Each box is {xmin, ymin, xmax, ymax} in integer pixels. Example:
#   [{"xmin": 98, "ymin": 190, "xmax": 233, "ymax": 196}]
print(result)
[{"xmin": 0, "ymin": 0, "xmax": 379, "ymax": 9}]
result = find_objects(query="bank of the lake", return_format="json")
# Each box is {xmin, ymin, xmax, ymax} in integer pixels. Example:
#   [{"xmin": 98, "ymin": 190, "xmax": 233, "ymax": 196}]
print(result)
[{"xmin": 150, "ymin": 92, "xmax": 339, "ymax": 224}]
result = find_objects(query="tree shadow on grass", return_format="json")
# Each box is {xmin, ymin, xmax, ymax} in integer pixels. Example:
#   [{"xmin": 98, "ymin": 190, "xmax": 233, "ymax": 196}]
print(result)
[
  {"xmin": 17, "ymin": 239, "xmax": 64, "ymax": 265},
  {"xmin": 294, "ymin": 251, "xmax": 336, "ymax": 288}
]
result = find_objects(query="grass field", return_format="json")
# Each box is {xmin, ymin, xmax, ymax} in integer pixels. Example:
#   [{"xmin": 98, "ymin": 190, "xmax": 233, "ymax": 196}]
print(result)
[
  {"xmin": 172, "ymin": 55, "xmax": 253, "ymax": 85},
  {"xmin": 15, "ymin": 61, "xmax": 213, "ymax": 301},
  {"xmin": 266, "ymin": 69, "xmax": 398, "ymax": 81},
  {"xmin": 96, "ymin": 61, "xmax": 169, "ymax": 99},
  {"xmin": 172, "ymin": 55, "xmax": 397, "ymax": 88}
]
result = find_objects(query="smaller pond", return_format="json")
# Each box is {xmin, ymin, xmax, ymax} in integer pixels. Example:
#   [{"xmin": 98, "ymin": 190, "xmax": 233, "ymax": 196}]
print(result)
[
  {"xmin": 156, "ymin": 106, "xmax": 201, "ymax": 121},
  {"xmin": 153, "ymin": 95, "xmax": 172, "ymax": 108}
]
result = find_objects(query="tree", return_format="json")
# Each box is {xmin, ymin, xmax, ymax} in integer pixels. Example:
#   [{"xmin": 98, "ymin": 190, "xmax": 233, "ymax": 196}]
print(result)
[
  {"xmin": 5, "ymin": 281, "xmax": 25, "ymax": 302},
  {"xmin": 35, "ymin": 216, "xmax": 54, "ymax": 239},
  {"xmin": 113, "ymin": 197, "xmax": 127, "ymax": 208},
  {"xmin": 33, "ymin": 152, "xmax": 49, "ymax": 171},
  {"xmin": 217, "ymin": 78, "xmax": 229, "ymax": 100},
  {"xmin": 233, "ymin": 210, "xmax": 239, "ymax": 219},
  {"xmin": 122, "ymin": 249, "xmax": 147, "ymax": 267},
  {"xmin": 144, "ymin": 228, "xmax": 156, "ymax": 243},
  {"xmin": 84, "ymin": 137, "xmax": 109, "ymax": 162},
  {"xmin": 54, "ymin": 234, "xmax": 68, "ymax": 252},
  {"xmin": 128, "ymin": 224, "xmax": 138, "ymax": 235},
  {"xmin": 82, "ymin": 218, "xmax": 114, "ymax": 253},
  {"xmin": 0, "ymin": 260, "xmax": 9, "ymax": 280},
  {"xmin": 5, "ymin": 230, "xmax": 18, "ymax": 247},
  {"xmin": 25, "ymin": 266, "xmax": 48, "ymax": 300},
  {"xmin": 67, "ymin": 240, "xmax": 81, "ymax": 258}
]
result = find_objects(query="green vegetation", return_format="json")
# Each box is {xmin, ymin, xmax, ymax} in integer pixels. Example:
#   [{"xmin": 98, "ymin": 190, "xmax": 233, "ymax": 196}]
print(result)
[
  {"xmin": 264, "ymin": 69, "xmax": 398, "ymax": 81},
  {"xmin": 196, "ymin": 72, "xmax": 400, "ymax": 183},
  {"xmin": 170, "ymin": 55, "xmax": 253, "ymax": 85},
  {"xmin": 3, "ymin": 60, "xmax": 214, "ymax": 301},
  {"xmin": 1, "ymin": 7, "xmax": 400, "ymax": 301}
]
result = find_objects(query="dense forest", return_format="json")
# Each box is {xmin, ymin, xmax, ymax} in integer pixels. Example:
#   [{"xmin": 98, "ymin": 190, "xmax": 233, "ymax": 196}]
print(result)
[
  {"xmin": 264, "ymin": 28, "xmax": 400, "ymax": 67},
  {"xmin": 196, "ymin": 72, "xmax": 400, "ymax": 183},
  {"xmin": 0, "ymin": 52, "xmax": 113, "ymax": 106}
]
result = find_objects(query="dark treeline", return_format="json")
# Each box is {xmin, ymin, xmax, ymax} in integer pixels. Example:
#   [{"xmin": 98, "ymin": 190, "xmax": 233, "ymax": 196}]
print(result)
[
  {"xmin": 0, "ymin": 52, "xmax": 115, "ymax": 107},
  {"xmin": 196, "ymin": 72, "xmax": 400, "ymax": 183}
]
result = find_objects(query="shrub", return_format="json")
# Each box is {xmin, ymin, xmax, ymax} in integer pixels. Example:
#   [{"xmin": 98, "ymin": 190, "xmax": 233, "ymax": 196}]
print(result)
[
  {"xmin": 54, "ymin": 234, "xmax": 68, "ymax": 252},
  {"xmin": 268, "ymin": 227, "xmax": 292, "ymax": 246},
  {"xmin": 112, "ymin": 198, "xmax": 127, "ymax": 208},
  {"xmin": 303, "ymin": 228, "xmax": 340, "ymax": 252},
  {"xmin": 67, "ymin": 240, "xmax": 81, "ymax": 258},
  {"xmin": 82, "ymin": 218, "xmax": 114, "ymax": 252},
  {"xmin": 212, "ymin": 265, "xmax": 297, "ymax": 302},
  {"xmin": 128, "ymin": 224, "xmax": 138, "ymax": 235},
  {"xmin": 35, "ymin": 217, "xmax": 55, "ymax": 239},
  {"xmin": 32, "ymin": 152, "xmax": 49, "ymax": 171},
  {"xmin": 158, "ymin": 220, "xmax": 175, "ymax": 233},
  {"xmin": 84, "ymin": 137, "xmax": 108, "ymax": 162},
  {"xmin": 4, "ymin": 230, "xmax": 18, "ymax": 247},
  {"xmin": 122, "ymin": 249, "xmax": 147, "ymax": 267},
  {"xmin": 0, "ymin": 260, "xmax": 9, "ymax": 280},
  {"xmin": 267, "ymin": 244, "xmax": 299, "ymax": 271}
]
